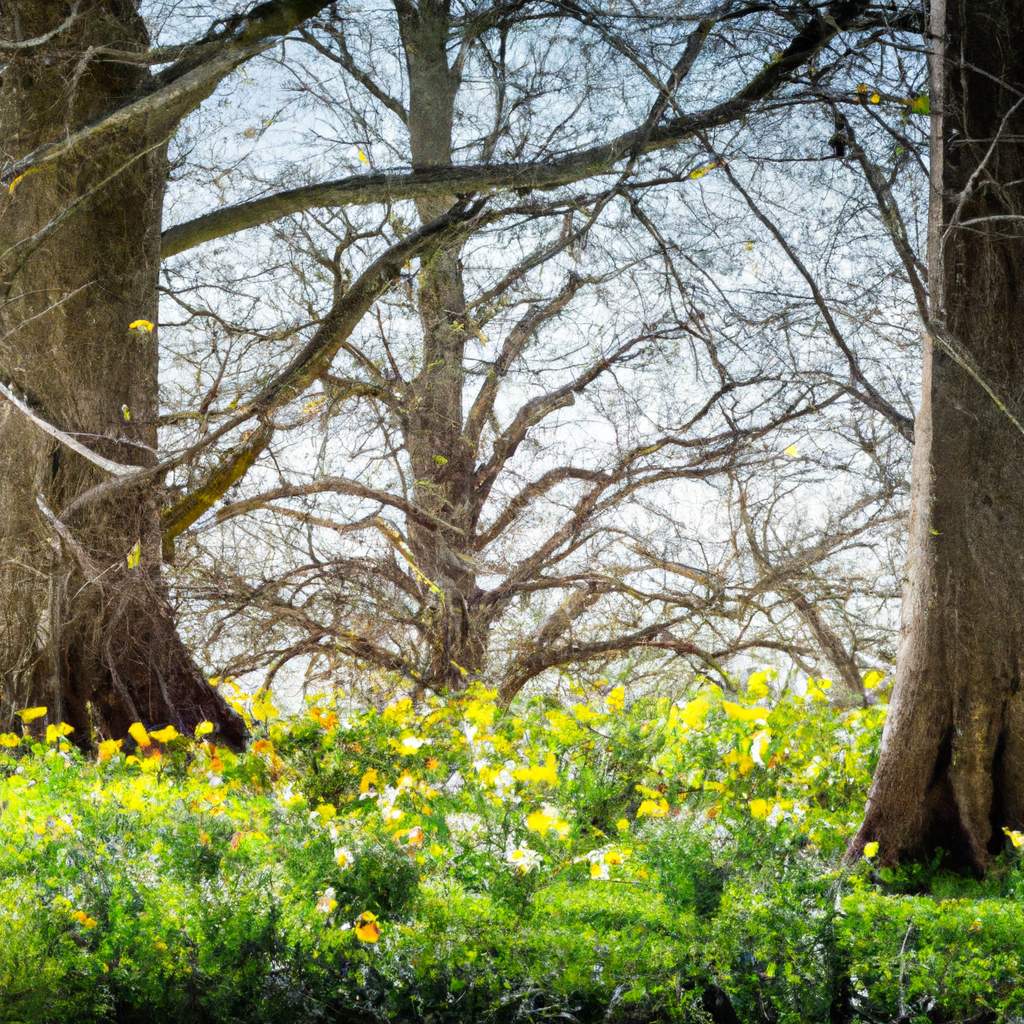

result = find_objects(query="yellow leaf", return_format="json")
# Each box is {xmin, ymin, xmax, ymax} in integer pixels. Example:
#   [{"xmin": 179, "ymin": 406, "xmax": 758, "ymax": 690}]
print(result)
[
  {"xmin": 869, "ymin": 92, "xmax": 881, "ymax": 105},
  {"xmin": 8, "ymin": 167, "xmax": 40, "ymax": 195},
  {"xmin": 120, "ymin": 404, "xmax": 132, "ymax": 422},
  {"xmin": 688, "ymin": 159, "xmax": 722, "ymax": 181},
  {"xmin": 128, "ymin": 319, "xmax": 155, "ymax": 333},
  {"xmin": 783, "ymin": 444, "xmax": 799, "ymax": 457},
  {"xmin": 357, "ymin": 148, "xmax": 369, "ymax": 165},
  {"xmin": 126, "ymin": 541, "xmax": 142, "ymax": 570},
  {"xmin": 17, "ymin": 706, "xmax": 47, "ymax": 723},
  {"xmin": 806, "ymin": 677, "xmax": 833, "ymax": 702},
  {"xmin": 513, "ymin": 752, "xmax": 559, "ymax": 786},
  {"xmin": 855, "ymin": 83, "xmax": 870, "ymax": 96}
]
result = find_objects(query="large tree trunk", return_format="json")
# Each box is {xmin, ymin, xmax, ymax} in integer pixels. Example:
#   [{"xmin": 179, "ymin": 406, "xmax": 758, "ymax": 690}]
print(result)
[
  {"xmin": 850, "ymin": 0, "xmax": 1024, "ymax": 870},
  {"xmin": 0, "ymin": 2, "xmax": 244, "ymax": 745},
  {"xmin": 397, "ymin": 0, "xmax": 485, "ymax": 690}
]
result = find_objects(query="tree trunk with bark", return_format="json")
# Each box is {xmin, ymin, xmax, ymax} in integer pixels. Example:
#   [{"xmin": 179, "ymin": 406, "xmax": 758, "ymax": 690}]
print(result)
[
  {"xmin": 397, "ymin": 0, "xmax": 485, "ymax": 690},
  {"xmin": 850, "ymin": 0, "xmax": 1024, "ymax": 870},
  {"xmin": 0, "ymin": 2, "xmax": 244, "ymax": 745}
]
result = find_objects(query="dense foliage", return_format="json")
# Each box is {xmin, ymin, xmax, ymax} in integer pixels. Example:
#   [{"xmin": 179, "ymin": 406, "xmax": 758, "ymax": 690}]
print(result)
[{"xmin": 2, "ymin": 674, "xmax": 1022, "ymax": 1023}]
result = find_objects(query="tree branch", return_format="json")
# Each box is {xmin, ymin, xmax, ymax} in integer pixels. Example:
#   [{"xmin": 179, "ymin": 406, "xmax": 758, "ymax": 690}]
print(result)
[{"xmin": 161, "ymin": 0, "xmax": 874, "ymax": 255}]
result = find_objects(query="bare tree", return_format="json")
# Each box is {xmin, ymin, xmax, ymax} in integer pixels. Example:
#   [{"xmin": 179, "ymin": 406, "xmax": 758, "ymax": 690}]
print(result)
[
  {"xmin": 0, "ymin": 0, "xmax": 922, "ymax": 739},
  {"xmin": 152, "ymin": 1, "xmax": 920, "ymax": 700}
]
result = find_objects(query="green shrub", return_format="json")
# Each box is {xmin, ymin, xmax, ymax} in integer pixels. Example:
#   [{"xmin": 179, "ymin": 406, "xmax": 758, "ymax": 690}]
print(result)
[
  {"xmin": 1, "ymin": 673, "xmax": 1022, "ymax": 1022},
  {"xmin": 840, "ymin": 888, "xmax": 1024, "ymax": 1022}
]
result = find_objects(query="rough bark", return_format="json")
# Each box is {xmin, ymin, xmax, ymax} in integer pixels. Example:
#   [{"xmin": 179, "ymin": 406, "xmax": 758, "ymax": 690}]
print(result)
[
  {"xmin": 850, "ymin": 0, "xmax": 1024, "ymax": 870},
  {"xmin": 0, "ymin": 2, "xmax": 243, "ymax": 745},
  {"xmin": 395, "ymin": 0, "xmax": 485, "ymax": 690}
]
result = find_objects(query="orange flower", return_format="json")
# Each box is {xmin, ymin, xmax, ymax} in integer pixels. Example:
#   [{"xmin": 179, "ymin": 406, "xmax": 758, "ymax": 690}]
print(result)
[
  {"xmin": 98, "ymin": 738, "xmax": 123, "ymax": 762},
  {"xmin": 354, "ymin": 911, "xmax": 381, "ymax": 943}
]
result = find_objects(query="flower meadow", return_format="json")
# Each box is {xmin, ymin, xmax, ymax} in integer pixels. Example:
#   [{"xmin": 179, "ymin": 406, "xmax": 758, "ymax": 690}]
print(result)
[{"xmin": 3, "ymin": 674, "xmax": 1024, "ymax": 1023}]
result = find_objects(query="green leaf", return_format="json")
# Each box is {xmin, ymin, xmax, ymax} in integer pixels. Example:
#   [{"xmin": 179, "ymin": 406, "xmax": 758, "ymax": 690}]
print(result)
[{"xmin": 909, "ymin": 93, "xmax": 930, "ymax": 115}]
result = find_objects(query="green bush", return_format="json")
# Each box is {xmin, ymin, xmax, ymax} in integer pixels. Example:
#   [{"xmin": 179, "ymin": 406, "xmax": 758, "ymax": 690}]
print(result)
[
  {"xmin": 1, "ymin": 675, "xmax": 1023, "ymax": 1022},
  {"xmin": 840, "ymin": 887, "xmax": 1024, "ymax": 1022}
]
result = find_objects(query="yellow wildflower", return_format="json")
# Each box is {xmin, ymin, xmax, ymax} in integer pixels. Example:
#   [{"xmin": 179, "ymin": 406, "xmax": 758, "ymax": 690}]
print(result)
[
  {"xmin": 676, "ymin": 694, "xmax": 712, "ymax": 730},
  {"xmin": 128, "ymin": 319, "xmax": 155, "ymax": 333},
  {"xmin": 149, "ymin": 725, "xmax": 180, "ymax": 744},
  {"xmin": 128, "ymin": 722, "xmax": 151, "ymax": 748},
  {"xmin": 863, "ymin": 840, "xmax": 879, "ymax": 859},
  {"xmin": 636, "ymin": 798, "xmax": 669, "ymax": 819},
  {"xmin": 1003, "ymin": 827, "xmax": 1024, "ymax": 849},
  {"xmin": 382, "ymin": 698, "xmax": 413, "ymax": 725},
  {"xmin": 251, "ymin": 692, "xmax": 279, "ymax": 722},
  {"xmin": 863, "ymin": 670, "xmax": 886, "ymax": 691},
  {"xmin": 17, "ymin": 706, "xmax": 47, "ymax": 723},
  {"xmin": 71, "ymin": 910, "xmax": 98, "ymax": 929},
  {"xmin": 748, "ymin": 798, "xmax": 771, "ymax": 820},
  {"xmin": 194, "ymin": 721, "xmax": 215, "ymax": 737},
  {"xmin": 513, "ymin": 752, "xmax": 558, "ymax": 786},
  {"xmin": 45, "ymin": 722, "xmax": 74, "ymax": 743},
  {"xmin": 722, "ymin": 701, "xmax": 768, "ymax": 724},
  {"xmin": 525, "ymin": 806, "xmax": 571, "ymax": 838},
  {"xmin": 604, "ymin": 685, "xmax": 626, "ymax": 714},
  {"xmin": 98, "ymin": 741, "xmax": 123, "ymax": 765},
  {"xmin": 746, "ymin": 669, "xmax": 774, "ymax": 699}
]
